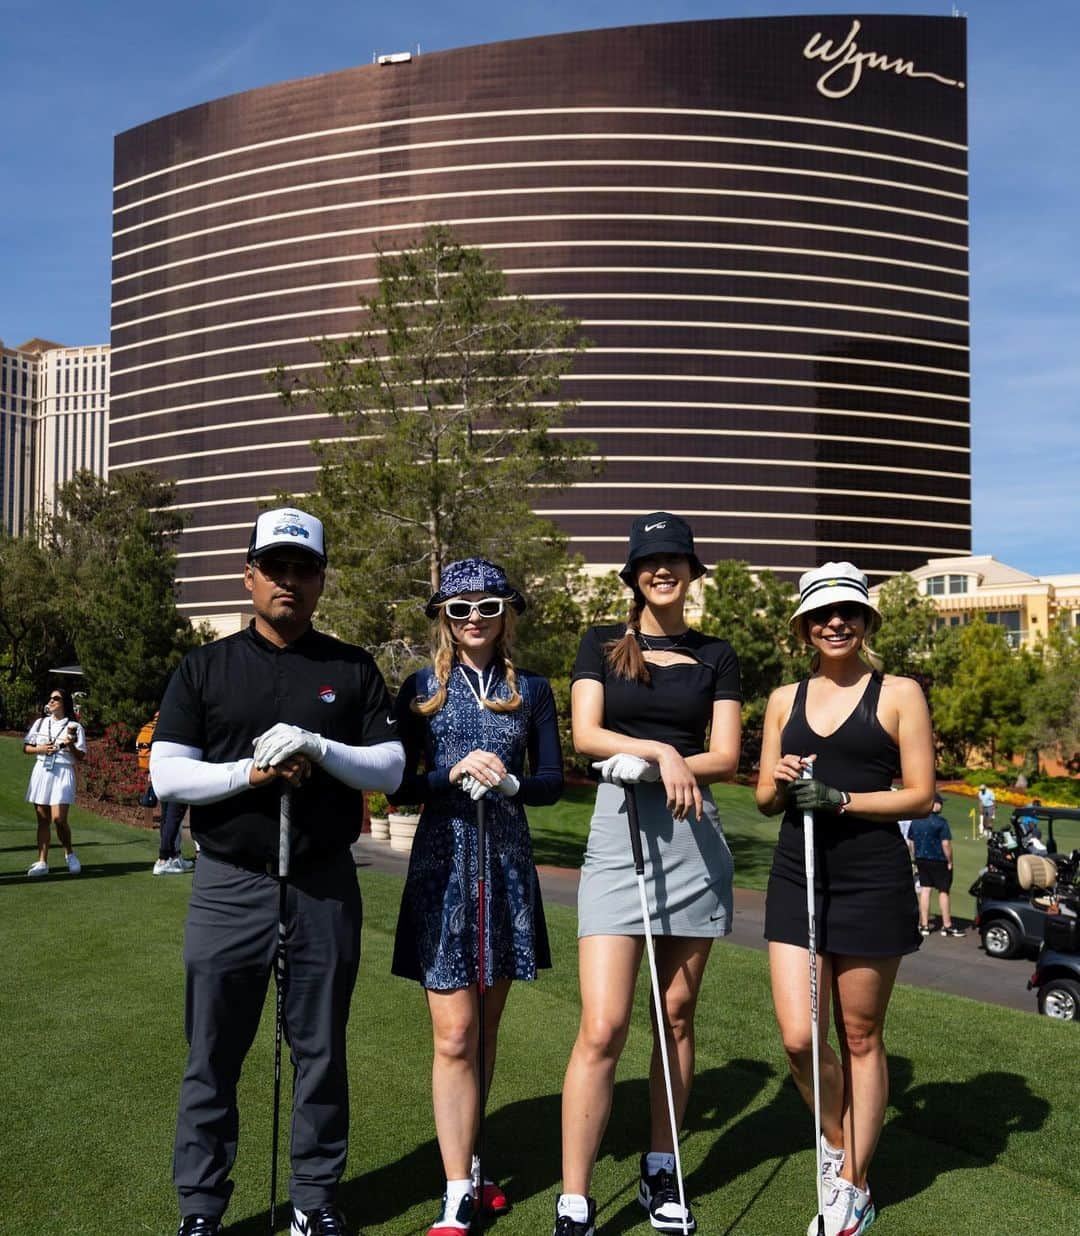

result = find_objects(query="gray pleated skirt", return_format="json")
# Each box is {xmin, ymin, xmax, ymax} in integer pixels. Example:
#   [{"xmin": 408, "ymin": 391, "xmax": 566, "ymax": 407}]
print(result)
[{"xmin": 578, "ymin": 781, "xmax": 734, "ymax": 938}]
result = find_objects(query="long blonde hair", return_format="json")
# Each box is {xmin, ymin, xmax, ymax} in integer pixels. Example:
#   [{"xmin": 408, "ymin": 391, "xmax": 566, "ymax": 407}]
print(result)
[
  {"xmin": 412, "ymin": 606, "xmax": 523, "ymax": 715},
  {"xmin": 795, "ymin": 608, "xmax": 884, "ymax": 673},
  {"xmin": 603, "ymin": 594, "xmax": 652, "ymax": 684}
]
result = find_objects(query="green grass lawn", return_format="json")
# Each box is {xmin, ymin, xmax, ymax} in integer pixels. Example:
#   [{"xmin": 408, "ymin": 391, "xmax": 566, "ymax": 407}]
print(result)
[{"xmin": 2, "ymin": 736, "xmax": 1078, "ymax": 1235}]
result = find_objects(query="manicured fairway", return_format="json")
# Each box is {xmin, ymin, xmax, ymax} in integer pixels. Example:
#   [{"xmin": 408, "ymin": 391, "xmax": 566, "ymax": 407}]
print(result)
[{"xmin": 2, "ymin": 737, "xmax": 1077, "ymax": 1235}]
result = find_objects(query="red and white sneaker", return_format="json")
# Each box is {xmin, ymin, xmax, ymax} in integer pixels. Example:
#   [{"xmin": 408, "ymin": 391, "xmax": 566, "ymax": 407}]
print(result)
[
  {"xmin": 471, "ymin": 1155, "xmax": 511, "ymax": 1215},
  {"xmin": 807, "ymin": 1180, "xmax": 875, "ymax": 1236}
]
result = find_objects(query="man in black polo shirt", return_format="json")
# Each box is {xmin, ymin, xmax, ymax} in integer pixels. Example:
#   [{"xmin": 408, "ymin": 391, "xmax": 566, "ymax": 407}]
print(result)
[{"xmin": 151, "ymin": 507, "xmax": 405, "ymax": 1236}]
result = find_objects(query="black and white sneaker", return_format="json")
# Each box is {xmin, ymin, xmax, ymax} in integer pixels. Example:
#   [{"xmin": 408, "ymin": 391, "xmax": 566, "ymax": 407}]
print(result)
[
  {"xmin": 638, "ymin": 1155, "xmax": 696, "ymax": 1234},
  {"xmin": 291, "ymin": 1205, "xmax": 353, "ymax": 1236},
  {"xmin": 177, "ymin": 1219, "xmax": 223, "ymax": 1236},
  {"xmin": 553, "ymin": 1194, "xmax": 596, "ymax": 1236}
]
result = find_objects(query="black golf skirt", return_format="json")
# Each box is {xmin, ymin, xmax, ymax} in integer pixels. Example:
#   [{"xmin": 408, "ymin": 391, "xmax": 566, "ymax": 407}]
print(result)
[{"xmin": 764, "ymin": 814, "xmax": 921, "ymax": 958}]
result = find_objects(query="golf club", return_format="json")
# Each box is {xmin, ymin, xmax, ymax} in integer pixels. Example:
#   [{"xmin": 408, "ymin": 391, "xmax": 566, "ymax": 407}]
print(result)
[
  {"xmin": 270, "ymin": 784, "xmax": 291, "ymax": 1236},
  {"xmin": 801, "ymin": 762, "xmax": 826, "ymax": 1236},
  {"xmin": 475, "ymin": 793, "xmax": 488, "ymax": 1231},
  {"xmin": 624, "ymin": 783, "xmax": 690, "ymax": 1236}
]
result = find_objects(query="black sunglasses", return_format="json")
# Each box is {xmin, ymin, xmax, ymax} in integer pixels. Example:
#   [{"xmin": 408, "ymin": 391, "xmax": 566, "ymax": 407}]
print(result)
[
  {"xmin": 443, "ymin": 598, "xmax": 505, "ymax": 621},
  {"xmin": 254, "ymin": 556, "xmax": 323, "ymax": 579},
  {"xmin": 808, "ymin": 602, "xmax": 867, "ymax": 624},
  {"xmin": 48, "ymin": 695, "xmax": 64, "ymax": 702}
]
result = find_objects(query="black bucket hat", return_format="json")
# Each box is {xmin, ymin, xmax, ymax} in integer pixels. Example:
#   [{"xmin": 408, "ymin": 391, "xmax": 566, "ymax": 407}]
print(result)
[{"xmin": 618, "ymin": 512, "xmax": 707, "ymax": 586}]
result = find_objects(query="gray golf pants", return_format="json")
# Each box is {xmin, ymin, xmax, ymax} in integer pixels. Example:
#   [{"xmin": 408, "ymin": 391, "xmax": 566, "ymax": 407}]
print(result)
[{"xmin": 174, "ymin": 851, "xmax": 362, "ymax": 1219}]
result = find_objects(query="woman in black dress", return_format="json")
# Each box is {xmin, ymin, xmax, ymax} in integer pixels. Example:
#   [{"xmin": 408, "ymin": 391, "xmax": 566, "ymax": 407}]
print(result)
[{"xmin": 756, "ymin": 562, "xmax": 934, "ymax": 1236}]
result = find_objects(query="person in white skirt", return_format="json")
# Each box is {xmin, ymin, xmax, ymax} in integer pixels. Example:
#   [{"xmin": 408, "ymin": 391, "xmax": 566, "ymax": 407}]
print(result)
[{"xmin": 24, "ymin": 686, "xmax": 87, "ymax": 876}]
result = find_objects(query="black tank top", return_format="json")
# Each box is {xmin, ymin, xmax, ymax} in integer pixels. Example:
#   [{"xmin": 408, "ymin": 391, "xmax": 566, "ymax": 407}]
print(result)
[{"xmin": 776, "ymin": 671, "xmax": 901, "ymax": 857}]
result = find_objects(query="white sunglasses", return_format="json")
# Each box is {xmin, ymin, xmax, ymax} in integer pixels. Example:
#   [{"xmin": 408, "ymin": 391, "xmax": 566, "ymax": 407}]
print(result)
[{"xmin": 442, "ymin": 598, "xmax": 505, "ymax": 621}]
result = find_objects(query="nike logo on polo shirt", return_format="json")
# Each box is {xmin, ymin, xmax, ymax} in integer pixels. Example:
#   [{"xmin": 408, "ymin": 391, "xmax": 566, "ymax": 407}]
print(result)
[{"xmin": 644, "ymin": 521, "xmax": 667, "ymax": 532}]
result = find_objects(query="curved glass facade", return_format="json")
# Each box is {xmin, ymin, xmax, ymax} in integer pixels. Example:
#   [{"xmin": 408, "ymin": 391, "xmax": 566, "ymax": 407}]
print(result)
[{"xmin": 110, "ymin": 15, "xmax": 969, "ymax": 618}]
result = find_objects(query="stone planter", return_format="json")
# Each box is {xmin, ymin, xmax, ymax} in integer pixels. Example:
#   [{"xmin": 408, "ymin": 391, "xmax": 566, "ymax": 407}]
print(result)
[
  {"xmin": 388, "ymin": 812, "xmax": 420, "ymax": 854},
  {"xmin": 370, "ymin": 816, "xmax": 390, "ymax": 841}
]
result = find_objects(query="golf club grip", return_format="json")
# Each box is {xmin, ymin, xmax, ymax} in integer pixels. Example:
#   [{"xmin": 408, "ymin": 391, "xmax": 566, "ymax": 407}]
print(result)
[
  {"xmin": 625, "ymin": 784, "xmax": 646, "ymax": 875},
  {"xmin": 279, "ymin": 786, "xmax": 292, "ymax": 880}
]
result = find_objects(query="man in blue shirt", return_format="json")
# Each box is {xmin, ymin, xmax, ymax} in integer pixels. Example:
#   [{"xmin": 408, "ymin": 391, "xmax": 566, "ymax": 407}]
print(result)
[{"xmin": 907, "ymin": 796, "xmax": 965, "ymax": 938}]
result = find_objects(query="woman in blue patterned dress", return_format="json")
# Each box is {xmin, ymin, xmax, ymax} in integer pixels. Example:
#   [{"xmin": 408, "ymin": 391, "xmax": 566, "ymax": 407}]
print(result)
[{"xmin": 391, "ymin": 558, "xmax": 563, "ymax": 1236}]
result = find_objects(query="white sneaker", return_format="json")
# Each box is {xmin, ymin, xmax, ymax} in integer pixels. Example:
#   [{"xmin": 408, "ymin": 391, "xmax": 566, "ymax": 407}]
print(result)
[
  {"xmin": 821, "ymin": 1136, "xmax": 845, "ymax": 1188},
  {"xmin": 154, "ymin": 856, "xmax": 194, "ymax": 875},
  {"xmin": 807, "ymin": 1179, "xmax": 875, "ymax": 1236},
  {"xmin": 66, "ymin": 853, "xmax": 81, "ymax": 874},
  {"xmin": 27, "ymin": 860, "xmax": 49, "ymax": 877}
]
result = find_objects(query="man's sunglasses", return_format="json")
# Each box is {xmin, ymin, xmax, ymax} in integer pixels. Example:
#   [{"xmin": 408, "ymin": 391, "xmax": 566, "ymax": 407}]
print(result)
[
  {"xmin": 808, "ymin": 602, "xmax": 867, "ymax": 624},
  {"xmin": 253, "ymin": 556, "xmax": 323, "ymax": 579},
  {"xmin": 443, "ymin": 598, "xmax": 505, "ymax": 621}
]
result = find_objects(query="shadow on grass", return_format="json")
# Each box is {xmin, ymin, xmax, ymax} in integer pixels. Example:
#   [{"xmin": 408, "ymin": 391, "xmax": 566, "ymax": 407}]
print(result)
[
  {"xmin": 0, "ymin": 859, "xmax": 160, "ymax": 883},
  {"xmin": 226, "ymin": 1061, "xmax": 778, "ymax": 1235},
  {"xmin": 873, "ymin": 1057, "xmax": 1051, "ymax": 1208},
  {"xmin": 721, "ymin": 833, "xmax": 776, "ymax": 891}
]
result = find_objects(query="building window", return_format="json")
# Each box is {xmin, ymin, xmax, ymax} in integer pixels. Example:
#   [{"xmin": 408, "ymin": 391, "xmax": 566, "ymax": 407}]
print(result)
[
  {"xmin": 926, "ymin": 576, "xmax": 946, "ymax": 595},
  {"xmin": 948, "ymin": 575, "xmax": 969, "ymax": 594}
]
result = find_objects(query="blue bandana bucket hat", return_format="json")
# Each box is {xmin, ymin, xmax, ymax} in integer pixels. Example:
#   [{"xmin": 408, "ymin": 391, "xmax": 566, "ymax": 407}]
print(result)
[{"xmin": 424, "ymin": 557, "xmax": 526, "ymax": 618}]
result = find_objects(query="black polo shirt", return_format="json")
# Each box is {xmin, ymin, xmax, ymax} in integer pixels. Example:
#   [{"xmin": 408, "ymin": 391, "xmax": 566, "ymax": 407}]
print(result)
[{"xmin": 155, "ymin": 620, "xmax": 397, "ymax": 868}]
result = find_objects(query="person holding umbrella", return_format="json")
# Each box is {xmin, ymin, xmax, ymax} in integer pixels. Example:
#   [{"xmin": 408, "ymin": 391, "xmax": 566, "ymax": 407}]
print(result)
[
  {"xmin": 555, "ymin": 514, "xmax": 742, "ymax": 1236},
  {"xmin": 756, "ymin": 562, "xmax": 934, "ymax": 1236},
  {"xmin": 391, "ymin": 558, "xmax": 563, "ymax": 1236},
  {"xmin": 150, "ymin": 508, "xmax": 405, "ymax": 1236}
]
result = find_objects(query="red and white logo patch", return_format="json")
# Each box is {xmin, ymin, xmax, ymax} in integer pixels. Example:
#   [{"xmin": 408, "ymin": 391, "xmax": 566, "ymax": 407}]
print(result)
[{"xmin": 319, "ymin": 686, "xmax": 336, "ymax": 703}]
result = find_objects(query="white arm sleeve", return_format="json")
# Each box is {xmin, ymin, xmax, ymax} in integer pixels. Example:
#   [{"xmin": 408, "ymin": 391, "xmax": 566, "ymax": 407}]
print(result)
[
  {"xmin": 150, "ymin": 741, "xmax": 256, "ymax": 804},
  {"xmin": 319, "ymin": 738, "xmax": 406, "ymax": 793}
]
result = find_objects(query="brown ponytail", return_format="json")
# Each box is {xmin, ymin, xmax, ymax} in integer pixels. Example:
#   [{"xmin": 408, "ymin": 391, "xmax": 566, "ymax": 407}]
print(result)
[{"xmin": 603, "ymin": 596, "xmax": 651, "ymax": 684}]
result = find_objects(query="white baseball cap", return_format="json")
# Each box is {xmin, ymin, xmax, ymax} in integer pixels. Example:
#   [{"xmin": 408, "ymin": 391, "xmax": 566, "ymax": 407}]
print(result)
[{"xmin": 247, "ymin": 508, "xmax": 326, "ymax": 564}]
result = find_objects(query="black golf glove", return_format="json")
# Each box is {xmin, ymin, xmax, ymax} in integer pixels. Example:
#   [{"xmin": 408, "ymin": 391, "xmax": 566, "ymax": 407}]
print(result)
[{"xmin": 790, "ymin": 778, "xmax": 852, "ymax": 813}]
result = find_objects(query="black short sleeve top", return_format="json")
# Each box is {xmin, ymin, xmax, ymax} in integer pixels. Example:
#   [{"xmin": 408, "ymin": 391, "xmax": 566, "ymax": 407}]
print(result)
[{"xmin": 571, "ymin": 624, "xmax": 741, "ymax": 757}]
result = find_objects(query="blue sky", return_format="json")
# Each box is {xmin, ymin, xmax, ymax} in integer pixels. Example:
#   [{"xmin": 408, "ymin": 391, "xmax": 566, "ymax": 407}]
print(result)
[{"xmin": 1, "ymin": 1, "xmax": 1076, "ymax": 574}]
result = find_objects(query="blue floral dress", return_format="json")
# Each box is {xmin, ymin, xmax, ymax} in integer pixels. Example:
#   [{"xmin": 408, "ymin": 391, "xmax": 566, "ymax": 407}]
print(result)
[{"xmin": 390, "ymin": 662, "xmax": 563, "ymax": 990}]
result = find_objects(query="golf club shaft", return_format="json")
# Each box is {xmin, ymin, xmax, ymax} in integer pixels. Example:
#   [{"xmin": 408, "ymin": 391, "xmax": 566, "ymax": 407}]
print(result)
[
  {"xmin": 801, "ymin": 764, "xmax": 825, "ymax": 1231},
  {"xmin": 475, "ymin": 794, "xmax": 487, "ymax": 1227},
  {"xmin": 625, "ymin": 785, "xmax": 690, "ymax": 1236},
  {"xmin": 270, "ymin": 786, "xmax": 292, "ymax": 1234}
]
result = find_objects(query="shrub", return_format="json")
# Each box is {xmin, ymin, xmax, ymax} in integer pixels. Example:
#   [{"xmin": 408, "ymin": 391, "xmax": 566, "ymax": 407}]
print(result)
[
  {"xmin": 367, "ymin": 791, "xmax": 390, "ymax": 818},
  {"xmin": 82, "ymin": 721, "xmax": 143, "ymax": 805}
]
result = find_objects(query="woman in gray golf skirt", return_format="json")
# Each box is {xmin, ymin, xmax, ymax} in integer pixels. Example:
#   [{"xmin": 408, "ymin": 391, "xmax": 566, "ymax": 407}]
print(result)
[
  {"xmin": 756, "ymin": 562, "xmax": 935, "ymax": 1236},
  {"xmin": 555, "ymin": 513, "xmax": 742, "ymax": 1236}
]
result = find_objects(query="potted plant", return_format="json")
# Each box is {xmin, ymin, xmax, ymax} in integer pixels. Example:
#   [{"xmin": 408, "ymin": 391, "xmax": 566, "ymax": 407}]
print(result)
[
  {"xmin": 388, "ymin": 803, "xmax": 422, "ymax": 853},
  {"xmin": 367, "ymin": 791, "xmax": 391, "ymax": 841}
]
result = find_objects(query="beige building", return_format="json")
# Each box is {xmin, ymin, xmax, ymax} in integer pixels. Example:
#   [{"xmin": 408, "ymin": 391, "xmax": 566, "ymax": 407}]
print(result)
[
  {"xmin": 871, "ymin": 555, "xmax": 1080, "ymax": 648},
  {"xmin": 0, "ymin": 337, "xmax": 109, "ymax": 535}
]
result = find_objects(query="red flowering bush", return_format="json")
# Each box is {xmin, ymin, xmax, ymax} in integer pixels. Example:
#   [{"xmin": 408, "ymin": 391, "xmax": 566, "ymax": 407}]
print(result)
[{"xmin": 82, "ymin": 722, "xmax": 144, "ymax": 806}]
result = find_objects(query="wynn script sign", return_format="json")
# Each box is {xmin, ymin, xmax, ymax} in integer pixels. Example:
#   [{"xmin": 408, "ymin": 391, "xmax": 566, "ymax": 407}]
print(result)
[{"xmin": 803, "ymin": 20, "xmax": 965, "ymax": 100}]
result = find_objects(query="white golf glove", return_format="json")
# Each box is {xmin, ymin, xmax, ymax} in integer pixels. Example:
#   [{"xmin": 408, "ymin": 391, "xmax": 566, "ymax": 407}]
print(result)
[
  {"xmin": 592, "ymin": 754, "xmax": 660, "ymax": 786},
  {"xmin": 459, "ymin": 773, "xmax": 487, "ymax": 801},
  {"xmin": 495, "ymin": 773, "xmax": 520, "ymax": 798},
  {"xmin": 460, "ymin": 772, "xmax": 520, "ymax": 800},
  {"xmin": 252, "ymin": 723, "xmax": 328, "ymax": 770}
]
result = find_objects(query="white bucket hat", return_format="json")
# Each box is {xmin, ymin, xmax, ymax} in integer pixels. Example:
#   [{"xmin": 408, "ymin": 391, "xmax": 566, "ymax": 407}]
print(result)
[{"xmin": 789, "ymin": 561, "xmax": 881, "ymax": 634}]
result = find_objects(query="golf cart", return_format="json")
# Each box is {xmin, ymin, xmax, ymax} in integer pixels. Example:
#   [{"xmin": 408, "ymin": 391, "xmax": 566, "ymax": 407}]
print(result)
[
  {"xmin": 970, "ymin": 806, "xmax": 1080, "ymax": 960},
  {"xmin": 1028, "ymin": 912, "xmax": 1080, "ymax": 1020}
]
